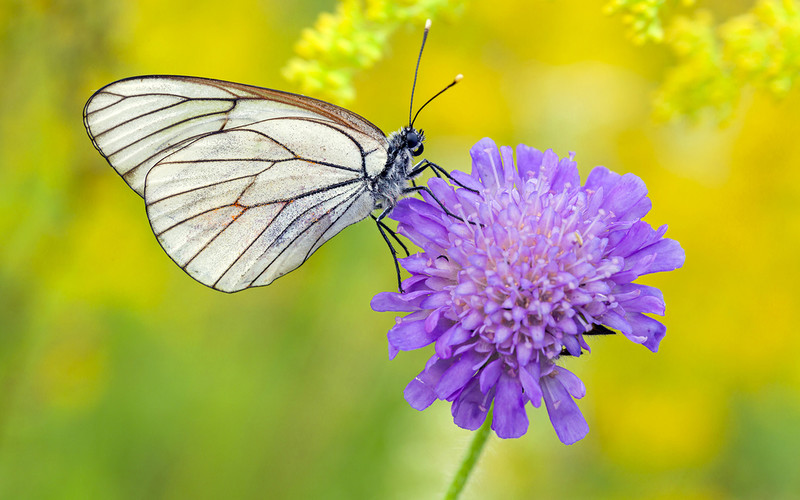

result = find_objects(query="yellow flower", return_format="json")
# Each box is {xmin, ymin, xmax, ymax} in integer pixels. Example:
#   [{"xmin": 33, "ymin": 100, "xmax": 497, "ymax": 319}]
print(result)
[{"xmin": 282, "ymin": 0, "xmax": 466, "ymax": 105}]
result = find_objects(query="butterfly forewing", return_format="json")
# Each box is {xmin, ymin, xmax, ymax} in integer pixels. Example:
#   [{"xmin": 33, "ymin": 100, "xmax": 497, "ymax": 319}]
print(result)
[
  {"xmin": 84, "ymin": 75, "xmax": 392, "ymax": 292},
  {"xmin": 84, "ymin": 75, "xmax": 388, "ymax": 195}
]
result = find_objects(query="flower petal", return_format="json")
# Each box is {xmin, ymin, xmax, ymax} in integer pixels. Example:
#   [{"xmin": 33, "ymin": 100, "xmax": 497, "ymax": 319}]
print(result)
[
  {"xmin": 436, "ymin": 350, "xmax": 482, "ymax": 399},
  {"xmin": 470, "ymin": 138, "xmax": 503, "ymax": 191},
  {"xmin": 452, "ymin": 378, "xmax": 494, "ymax": 431},
  {"xmin": 616, "ymin": 284, "xmax": 665, "ymax": 315},
  {"xmin": 597, "ymin": 309, "xmax": 632, "ymax": 335},
  {"xmin": 516, "ymin": 144, "xmax": 544, "ymax": 181},
  {"xmin": 602, "ymin": 173, "xmax": 648, "ymax": 218},
  {"xmin": 450, "ymin": 170, "xmax": 484, "ymax": 192},
  {"xmin": 518, "ymin": 364, "xmax": 543, "ymax": 407},
  {"xmin": 539, "ymin": 149, "xmax": 561, "ymax": 191},
  {"xmin": 625, "ymin": 312, "xmax": 667, "ymax": 352},
  {"xmin": 499, "ymin": 145, "xmax": 517, "ymax": 186},
  {"xmin": 404, "ymin": 356, "xmax": 454, "ymax": 410},
  {"xmin": 397, "ymin": 254, "xmax": 429, "ymax": 274},
  {"xmin": 492, "ymin": 373, "xmax": 529, "ymax": 439},
  {"xmin": 371, "ymin": 291, "xmax": 422, "ymax": 312},
  {"xmin": 428, "ymin": 177, "xmax": 458, "ymax": 207},
  {"xmin": 434, "ymin": 324, "xmax": 459, "ymax": 358},
  {"xmin": 541, "ymin": 372, "xmax": 589, "ymax": 445},
  {"xmin": 550, "ymin": 156, "xmax": 580, "ymax": 193},
  {"xmin": 479, "ymin": 358, "xmax": 503, "ymax": 393},
  {"xmin": 641, "ymin": 238, "xmax": 686, "ymax": 274},
  {"xmin": 552, "ymin": 367, "xmax": 586, "ymax": 399},
  {"xmin": 610, "ymin": 220, "xmax": 657, "ymax": 258},
  {"xmin": 388, "ymin": 319, "xmax": 443, "ymax": 350},
  {"xmin": 584, "ymin": 166, "xmax": 619, "ymax": 194}
]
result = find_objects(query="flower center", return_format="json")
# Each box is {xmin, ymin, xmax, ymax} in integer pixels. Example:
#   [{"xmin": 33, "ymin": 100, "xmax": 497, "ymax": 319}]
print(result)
[{"xmin": 449, "ymin": 182, "xmax": 622, "ymax": 363}]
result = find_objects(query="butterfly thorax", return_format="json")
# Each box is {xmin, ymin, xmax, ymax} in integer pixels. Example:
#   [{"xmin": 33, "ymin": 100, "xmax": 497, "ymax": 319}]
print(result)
[{"xmin": 370, "ymin": 126, "xmax": 425, "ymax": 211}]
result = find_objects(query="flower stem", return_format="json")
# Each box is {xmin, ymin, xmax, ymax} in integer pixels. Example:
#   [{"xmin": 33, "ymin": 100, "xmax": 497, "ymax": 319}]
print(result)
[{"xmin": 443, "ymin": 413, "xmax": 492, "ymax": 500}]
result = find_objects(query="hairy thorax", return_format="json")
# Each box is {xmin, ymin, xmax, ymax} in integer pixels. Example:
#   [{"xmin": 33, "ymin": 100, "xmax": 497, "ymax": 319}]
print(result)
[{"xmin": 369, "ymin": 129, "xmax": 417, "ymax": 211}]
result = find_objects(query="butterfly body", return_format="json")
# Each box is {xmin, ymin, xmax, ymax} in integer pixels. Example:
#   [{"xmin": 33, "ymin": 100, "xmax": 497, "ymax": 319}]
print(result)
[{"xmin": 371, "ymin": 126, "xmax": 425, "ymax": 212}]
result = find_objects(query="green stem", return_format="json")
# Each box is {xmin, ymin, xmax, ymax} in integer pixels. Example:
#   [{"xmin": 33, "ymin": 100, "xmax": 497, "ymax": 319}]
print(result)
[{"xmin": 443, "ymin": 412, "xmax": 493, "ymax": 500}]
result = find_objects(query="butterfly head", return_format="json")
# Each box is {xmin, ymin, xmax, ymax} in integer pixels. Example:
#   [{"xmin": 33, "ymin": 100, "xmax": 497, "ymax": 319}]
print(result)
[
  {"xmin": 404, "ymin": 127, "xmax": 425, "ymax": 157},
  {"xmin": 384, "ymin": 126, "xmax": 425, "ymax": 169}
]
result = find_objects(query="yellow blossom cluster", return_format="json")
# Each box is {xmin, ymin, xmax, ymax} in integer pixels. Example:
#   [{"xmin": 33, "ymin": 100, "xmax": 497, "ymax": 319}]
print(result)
[
  {"xmin": 657, "ymin": 0, "xmax": 800, "ymax": 121},
  {"xmin": 282, "ymin": 0, "xmax": 466, "ymax": 104},
  {"xmin": 604, "ymin": 0, "xmax": 695, "ymax": 44},
  {"xmin": 608, "ymin": 0, "xmax": 800, "ymax": 122}
]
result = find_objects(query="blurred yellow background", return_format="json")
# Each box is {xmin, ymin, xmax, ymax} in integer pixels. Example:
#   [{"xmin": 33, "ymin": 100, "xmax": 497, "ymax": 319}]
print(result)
[{"xmin": 2, "ymin": 0, "xmax": 799, "ymax": 498}]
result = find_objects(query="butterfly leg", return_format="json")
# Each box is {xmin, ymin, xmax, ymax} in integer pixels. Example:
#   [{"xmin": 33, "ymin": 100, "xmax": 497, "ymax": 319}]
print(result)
[
  {"xmin": 372, "ymin": 210, "xmax": 409, "ymax": 292},
  {"xmin": 409, "ymin": 160, "xmax": 479, "ymax": 193},
  {"xmin": 408, "ymin": 160, "xmax": 439, "ymax": 188},
  {"xmin": 403, "ymin": 185, "xmax": 482, "ymax": 227},
  {"xmin": 558, "ymin": 324, "xmax": 616, "ymax": 357},
  {"xmin": 374, "ymin": 214, "xmax": 410, "ymax": 258},
  {"xmin": 408, "ymin": 159, "xmax": 434, "ymax": 178}
]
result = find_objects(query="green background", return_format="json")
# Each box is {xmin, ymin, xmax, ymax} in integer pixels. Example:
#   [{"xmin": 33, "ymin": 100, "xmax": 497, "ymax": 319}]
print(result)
[{"xmin": 2, "ymin": 0, "xmax": 799, "ymax": 498}]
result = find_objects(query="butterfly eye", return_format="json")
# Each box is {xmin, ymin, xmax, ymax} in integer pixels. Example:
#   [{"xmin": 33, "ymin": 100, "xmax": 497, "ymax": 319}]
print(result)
[{"xmin": 406, "ymin": 130, "xmax": 424, "ymax": 156}]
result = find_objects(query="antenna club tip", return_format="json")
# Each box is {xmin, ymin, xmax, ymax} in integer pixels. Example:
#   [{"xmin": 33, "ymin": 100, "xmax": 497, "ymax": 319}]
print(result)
[
  {"xmin": 425, "ymin": 19, "xmax": 432, "ymax": 30},
  {"xmin": 455, "ymin": 74, "xmax": 464, "ymax": 82}
]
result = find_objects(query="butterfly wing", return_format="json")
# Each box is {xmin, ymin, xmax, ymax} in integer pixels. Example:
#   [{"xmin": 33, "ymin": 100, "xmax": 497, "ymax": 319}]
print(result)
[
  {"xmin": 84, "ymin": 75, "xmax": 390, "ymax": 292},
  {"xmin": 83, "ymin": 75, "xmax": 389, "ymax": 195}
]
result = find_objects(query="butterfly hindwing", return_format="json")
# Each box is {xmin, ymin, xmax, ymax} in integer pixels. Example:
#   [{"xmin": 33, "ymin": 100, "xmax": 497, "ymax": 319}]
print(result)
[{"xmin": 144, "ymin": 122, "xmax": 376, "ymax": 292}]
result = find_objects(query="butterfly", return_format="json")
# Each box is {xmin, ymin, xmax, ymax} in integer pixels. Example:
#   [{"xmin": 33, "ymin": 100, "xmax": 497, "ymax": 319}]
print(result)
[{"xmin": 83, "ymin": 20, "xmax": 463, "ymax": 293}]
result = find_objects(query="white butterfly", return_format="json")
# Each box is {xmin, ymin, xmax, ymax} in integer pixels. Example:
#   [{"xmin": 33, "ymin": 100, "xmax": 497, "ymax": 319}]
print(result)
[{"xmin": 83, "ymin": 21, "xmax": 461, "ymax": 293}]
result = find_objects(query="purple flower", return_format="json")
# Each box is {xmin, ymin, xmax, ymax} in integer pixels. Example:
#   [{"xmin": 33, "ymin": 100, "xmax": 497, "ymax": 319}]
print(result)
[{"xmin": 372, "ymin": 138, "xmax": 685, "ymax": 443}]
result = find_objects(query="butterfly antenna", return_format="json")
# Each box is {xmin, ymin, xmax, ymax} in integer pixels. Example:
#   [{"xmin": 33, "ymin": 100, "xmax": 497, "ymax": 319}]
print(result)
[
  {"xmin": 410, "ymin": 74, "xmax": 463, "ymax": 128},
  {"xmin": 409, "ymin": 19, "xmax": 432, "ymax": 127}
]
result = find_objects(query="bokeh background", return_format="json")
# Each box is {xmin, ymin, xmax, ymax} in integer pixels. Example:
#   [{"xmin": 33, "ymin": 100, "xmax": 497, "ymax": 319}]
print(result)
[{"xmin": 2, "ymin": 0, "xmax": 799, "ymax": 498}]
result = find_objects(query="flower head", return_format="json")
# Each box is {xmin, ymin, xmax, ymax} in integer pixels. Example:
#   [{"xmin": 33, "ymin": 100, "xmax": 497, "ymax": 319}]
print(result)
[{"xmin": 371, "ymin": 138, "xmax": 685, "ymax": 443}]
